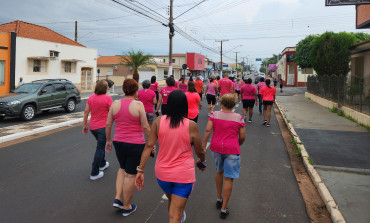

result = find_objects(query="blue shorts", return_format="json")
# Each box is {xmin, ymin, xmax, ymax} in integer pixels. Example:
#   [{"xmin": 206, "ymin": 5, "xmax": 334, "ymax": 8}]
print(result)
[
  {"xmin": 157, "ymin": 178, "xmax": 194, "ymax": 198},
  {"xmin": 211, "ymin": 151, "xmax": 240, "ymax": 178}
]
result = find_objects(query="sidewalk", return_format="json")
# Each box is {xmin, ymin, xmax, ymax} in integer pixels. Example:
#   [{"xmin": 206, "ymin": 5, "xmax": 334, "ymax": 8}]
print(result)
[{"xmin": 276, "ymin": 89, "xmax": 370, "ymax": 223}]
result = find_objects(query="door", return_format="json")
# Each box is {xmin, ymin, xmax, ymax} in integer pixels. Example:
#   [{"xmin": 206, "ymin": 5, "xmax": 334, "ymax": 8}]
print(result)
[
  {"xmin": 287, "ymin": 64, "xmax": 295, "ymax": 86},
  {"xmin": 37, "ymin": 84, "xmax": 55, "ymax": 109},
  {"xmin": 81, "ymin": 68, "xmax": 92, "ymax": 90},
  {"xmin": 54, "ymin": 83, "xmax": 67, "ymax": 106}
]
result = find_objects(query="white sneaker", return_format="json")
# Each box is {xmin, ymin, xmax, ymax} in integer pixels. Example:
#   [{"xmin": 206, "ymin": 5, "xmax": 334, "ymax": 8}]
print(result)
[
  {"xmin": 90, "ymin": 171, "xmax": 104, "ymax": 180},
  {"xmin": 99, "ymin": 161, "xmax": 109, "ymax": 171}
]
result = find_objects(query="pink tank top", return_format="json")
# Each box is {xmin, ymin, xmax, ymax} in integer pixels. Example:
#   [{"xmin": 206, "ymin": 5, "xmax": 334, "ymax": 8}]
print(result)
[
  {"xmin": 207, "ymin": 83, "xmax": 216, "ymax": 95},
  {"xmin": 155, "ymin": 116, "xmax": 195, "ymax": 183},
  {"xmin": 113, "ymin": 99, "xmax": 145, "ymax": 144},
  {"xmin": 179, "ymin": 82, "xmax": 187, "ymax": 92}
]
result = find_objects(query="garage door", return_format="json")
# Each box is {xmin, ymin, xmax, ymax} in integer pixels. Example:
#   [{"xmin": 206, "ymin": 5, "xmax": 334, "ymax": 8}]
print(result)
[{"xmin": 138, "ymin": 70, "xmax": 155, "ymax": 83}]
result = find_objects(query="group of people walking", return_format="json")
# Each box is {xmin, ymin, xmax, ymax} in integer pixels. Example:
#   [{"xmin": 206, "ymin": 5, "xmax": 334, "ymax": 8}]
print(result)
[{"xmin": 82, "ymin": 74, "xmax": 277, "ymax": 222}]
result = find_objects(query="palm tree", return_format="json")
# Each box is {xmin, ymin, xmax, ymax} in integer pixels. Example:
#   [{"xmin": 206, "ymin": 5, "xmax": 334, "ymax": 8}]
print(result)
[{"xmin": 121, "ymin": 50, "xmax": 155, "ymax": 83}]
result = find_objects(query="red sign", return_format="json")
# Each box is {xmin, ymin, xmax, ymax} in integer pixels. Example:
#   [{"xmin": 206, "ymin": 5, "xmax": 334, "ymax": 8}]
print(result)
[{"xmin": 186, "ymin": 53, "xmax": 205, "ymax": 70}]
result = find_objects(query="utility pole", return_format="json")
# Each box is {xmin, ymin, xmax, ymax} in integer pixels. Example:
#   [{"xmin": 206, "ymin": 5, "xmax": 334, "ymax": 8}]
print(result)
[
  {"xmin": 215, "ymin": 39, "xmax": 229, "ymax": 76},
  {"xmin": 168, "ymin": 0, "xmax": 174, "ymax": 77},
  {"xmin": 241, "ymin": 57, "xmax": 245, "ymax": 76},
  {"xmin": 74, "ymin": 21, "xmax": 77, "ymax": 42},
  {"xmin": 235, "ymin": 52, "xmax": 239, "ymax": 75}
]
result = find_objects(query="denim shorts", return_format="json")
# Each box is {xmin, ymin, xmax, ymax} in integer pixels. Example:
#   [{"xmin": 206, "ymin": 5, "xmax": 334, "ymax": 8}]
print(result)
[
  {"xmin": 211, "ymin": 151, "xmax": 240, "ymax": 178},
  {"xmin": 157, "ymin": 178, "xmax": 194, "ymax": 198}
]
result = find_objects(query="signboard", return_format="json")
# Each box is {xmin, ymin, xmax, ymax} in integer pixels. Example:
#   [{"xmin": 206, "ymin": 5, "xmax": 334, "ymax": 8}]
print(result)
[
  {"xmin": 269, "ymin": 64, "xmax": 277, "ymax": 71},
  {"xmin": 287, "ymin": 54, "xmax": 295, "ymax": 62},
  {"xmin": 325, "ymin": 0, "xmax": 370, "ymax": 6},
  {"xmin": 256, "ymin": 58, "xmax": 262, "ymax": 61}
]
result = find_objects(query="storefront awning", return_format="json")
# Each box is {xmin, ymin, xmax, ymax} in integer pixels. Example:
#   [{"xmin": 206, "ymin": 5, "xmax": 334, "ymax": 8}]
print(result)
[
  {"xmin": 62, "ymin": 59, "xmax": 84, "ymax": 62},
  {"xmin": 27, "ymin": 56, "xmax": 50, "ymax": 60}
]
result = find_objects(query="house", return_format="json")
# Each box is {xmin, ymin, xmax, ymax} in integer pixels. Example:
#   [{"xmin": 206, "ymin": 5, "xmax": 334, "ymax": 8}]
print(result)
[
  {"xmin": 0, "ymin": 32, "xmax": 15, "ymax": 95},
  {"xmin": 276, "ymin": 47, "xmax": 315, "ymax": 87},
  {"xmin": 153, "ymin": 54, "xmax": 184, "ymax": 80},
  {"xmin": 0, "ymin": 20, "xmax": 97, "ymax": 94},
  {"xmin": 350, "ymin": 39, "xmax": 370, "ymax": 98}
]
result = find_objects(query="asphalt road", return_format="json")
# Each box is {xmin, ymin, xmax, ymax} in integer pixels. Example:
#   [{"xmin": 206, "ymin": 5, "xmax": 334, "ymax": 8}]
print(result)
[{"xmin": 0, "ymin": 92, "xmax": 310, "ymax": 223}]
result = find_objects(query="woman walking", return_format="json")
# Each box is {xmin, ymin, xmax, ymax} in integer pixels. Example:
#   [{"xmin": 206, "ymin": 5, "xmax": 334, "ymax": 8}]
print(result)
[
  {"xmin": 260, "ymin": 79, "xmax": 276, "ymax": 127},
  {"xmin": 202, "ymin": 94, "xmax": 246, "ymax": 219},
  {"xmin": 205, "ymin": 77, "xmax": 218, "ymax": 116},
  {"xmin": 150, "ymin": 76, "xmax": 160, "ymax": 101},
  {"xmin": 135, "ymin": 90, "xmax": 206, "ymax": 223},
  {"xmin": 105, "ymin": 79, "xmax": 151, "ymax": 216},
  {"xmin": 179, "ymin": 76, "xmax": 187, "ymax": 93},
  {"xmin": 185, "ymin": 82, "xmax": 202, "ymax": 123},
  {"xmin": 83, "ymin": 80, "xmax": 112, "ymax": 180},
  {"xmin": 240, "ymin": 78, "xmax": 257, "ymax": 123},
  {"xmin": 157, "ymin": 77, "xmax": 178, "ymax": 115},
  {"xmin": 138, "ymin": 80, "xmax": 157, "ymax": 126},
  {"xmin": 234, "ymin": 78, "xmax": 242, "ymax": 103}
]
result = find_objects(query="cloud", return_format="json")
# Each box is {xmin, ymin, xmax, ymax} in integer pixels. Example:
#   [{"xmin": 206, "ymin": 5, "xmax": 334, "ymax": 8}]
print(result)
[{"xmin": 244, "ymin": 0, "xmax": 301, "ymax": 23}]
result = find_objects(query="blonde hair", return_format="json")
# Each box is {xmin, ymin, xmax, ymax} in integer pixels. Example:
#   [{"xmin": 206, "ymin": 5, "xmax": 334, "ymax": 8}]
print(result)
[{"xmin": 220, "ymin": 94, "xmax": 236, "ymax": 109}]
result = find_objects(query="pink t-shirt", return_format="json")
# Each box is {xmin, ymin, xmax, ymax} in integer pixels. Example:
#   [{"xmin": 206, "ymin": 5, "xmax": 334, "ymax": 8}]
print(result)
[
  {"xmin": 257, "ymin": 82, "xmax": 266, "ymax": 94},
  {"xmin": 179, "ymin": 82, "xmax": 187, "ymax": 92},
  {"xmin": 209, "ymin": 111, "xmax": 245, "ymax": 155},
  {"xmin": 149, "ymin": 82, "xmax": 159, "ymax": 92},
  {"xmin": 218, "ymin": 78, "xmax": 233, "ymax": 96},
  {"xmin": 185, "ymin": 92, "xmax": 201, "ymax": 119},
  {"xmin": 235, "ymin": 82, "xmax": 241, "ymax": 91},
  {"xmin": 175, "ymin": 81, "xmax": 179, "ymax": 88},
  {"xmin": 156, "ymin": 116, "xmax": 195, "ymax": 183},
  {"xmin": 160, "ymin": 86, "xmax": 178, "ymax": 104},
  {"xmin": 138, "ymin": 89, "xmax": 156, "ymax": 113},
  {"xmin": 87, "ymin": 94, "xmax": 113, "ymax": 130},
  {"xmin": 113, "ymin": 99, "xmax": 145, "ymax": 144},
  {"xmin": 260, "ymin": 86, "xmax": 276, "ymax": 101},
  {"xmin": 241, "ymin": 84, "xmax": 257, "ymax": 100}
]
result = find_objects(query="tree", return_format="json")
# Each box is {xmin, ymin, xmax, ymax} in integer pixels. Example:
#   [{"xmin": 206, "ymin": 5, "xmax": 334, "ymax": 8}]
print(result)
[
  {"xmin": 309, "ymin": 32, "xmax": 370, "ymax": 77},
  {"xmin": 121, "ymin": 50, "xmax": 155, "ymax": 83},
  {"xmin": 259, "ymin": 66, "xmax": 266, "ymax": 73},
  {"xmin": 295, "ymin": 35, "xmax": 317, "ymax": 69}
]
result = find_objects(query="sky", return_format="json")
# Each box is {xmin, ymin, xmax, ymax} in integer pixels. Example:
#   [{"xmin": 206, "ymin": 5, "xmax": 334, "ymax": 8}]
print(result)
[{"xmin": 1, "ymin": 0, "xmax": 369, "ymax": 69}]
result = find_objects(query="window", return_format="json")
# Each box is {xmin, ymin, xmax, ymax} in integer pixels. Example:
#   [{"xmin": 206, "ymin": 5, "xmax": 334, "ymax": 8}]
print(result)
[
  {"xmin": 164, "ymin": 70, "xmax": 168, "ymax": 79},
  {"xmin": 172, "ymin": 59, "xmax": 176, "ymax": 63},
  {"xmin": 54, "ymin": 83, "xmax": 66, "ymax": 92},
  {"xmin": 42, "ymin": 84, "xmax": 54, "ymax": 94},
  {"xmin": 163, "ymin": 59, "xmax": 166, "ymax": 63},
  {"xmin": 65, "ymin": 83, "xmax": 76, "ymax": 90},
  {"xmin": 0, "ymin": 60, "xmax": 4, "ymax": 85},
  {"xmin": 33, "ymin": 59, "xmax": 41, "ymax": 72},
  {"xmin": 62, "ymin": 61, "xmax": 76, "ymax": 73},
  {"xmin": 28, "ymin": 59, "xmax": 47, "ymax": 73}
]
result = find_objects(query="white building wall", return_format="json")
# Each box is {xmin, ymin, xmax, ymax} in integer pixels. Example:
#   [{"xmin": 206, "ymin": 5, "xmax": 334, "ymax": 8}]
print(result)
[{"xmin": 15, "ymin": 37, "xmax": 97, "ymax": 87}]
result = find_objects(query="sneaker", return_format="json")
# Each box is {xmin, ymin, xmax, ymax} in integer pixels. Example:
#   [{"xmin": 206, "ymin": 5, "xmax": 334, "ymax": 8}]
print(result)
[
  {"xmin": 262, "ymin": 120, "xmax": 267, "ymax": 125},
  {"xmin": 220, "ymin": 208, "xmax": 229, "ymax": 219},
  {"xmin": 248, "ymin": 119, "xmax": 253, "ymax": 123},
  {"xmin": 113, "ymin": 199, "xmax": 124, "ymax": 209},
  {"xmin": 181, "ymin": 211, "xmax": 186, "ymax": 223},
  {"xmin": 99, "ymin": 161, "xmax": 109, "ymax": 171},
  {"xmin": 90, "ymin": 171, "xmax": 104, "ymax": 180},
  {"xmin": 266, "ymin": 124, "xmax": 271, "ymax": 127},
  {"xmin": 216, "ymin": 199, "xmax": 223, "ymax": 209},
  {"xmin": 122, "ymin": 204, "xmax": 137, "ymax": 216}
]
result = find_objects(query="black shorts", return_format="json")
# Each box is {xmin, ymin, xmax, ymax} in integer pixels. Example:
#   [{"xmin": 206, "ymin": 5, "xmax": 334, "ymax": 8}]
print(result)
[
  {"xmin": 263, "ymin": 100, "xmax": 274, "ymax": 106},
  {"xmin": 161, "ymin": 104, "xmax": 168, "ymax": 115},
  {"xmin": 155, "ymin": 91, "xmax": 159, "ymax": 100},
  {"xmin": 190, "ymin": 115, "xmax": 198, "ymax": 123},
  {"xmin": 242, "ymin": 99, "xmax": 255, "ymax": 108},
  {"xmin": 206, "ymin": 94, "xmax": 216, "ymax": 105},
  {"xmin": 235, "ymin": 90, "xmax": 240, "ymax": 94},
  {"xmin": 113, "ymin": 141, "xmax": 145, "ymax": 174}
]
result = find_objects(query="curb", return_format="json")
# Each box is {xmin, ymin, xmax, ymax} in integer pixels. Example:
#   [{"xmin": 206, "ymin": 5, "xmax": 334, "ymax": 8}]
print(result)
[
  {"xmin": 0, "ymin": 118, "xmax": 83, "ymax": 144},
  {"xmin": 275, "ymin": 101, "xmax": 346, "ymax": 223}
]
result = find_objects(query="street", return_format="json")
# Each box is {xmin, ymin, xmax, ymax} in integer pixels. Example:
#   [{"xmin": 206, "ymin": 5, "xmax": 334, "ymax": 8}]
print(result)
[{"xmin": 0, "ymin": 90, "xmax": 310, "ymax": 223}]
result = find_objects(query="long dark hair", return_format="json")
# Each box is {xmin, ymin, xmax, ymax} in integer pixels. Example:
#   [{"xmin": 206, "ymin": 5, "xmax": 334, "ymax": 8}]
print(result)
[
  {"xmin": 166, "ymin": 90, "xmax": 188, "ymax": 128},
  {"xmin": 187, "ymin": 81, "xmax": 197, "ymax": 92},
  {"xmin": 151, "ymin": 76, "xmax": 156, "ymax": 84},
  {"xmin": 265, "ymin": 79, "xmax": 271, "ymax": 88}
]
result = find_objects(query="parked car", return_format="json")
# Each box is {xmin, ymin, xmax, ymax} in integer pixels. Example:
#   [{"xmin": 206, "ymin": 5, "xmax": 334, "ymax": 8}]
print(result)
[{"xmin": 0, "ymin": 79, "xmax": 81, "ymax": 121}]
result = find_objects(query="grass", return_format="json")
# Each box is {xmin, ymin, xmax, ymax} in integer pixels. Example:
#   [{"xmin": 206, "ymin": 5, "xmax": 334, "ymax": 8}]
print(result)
[
  {"xmin": 342, "ymin": 114, "xmax": 370, "ymax": 132},
  {"xmin": 307, "ymin": 97, "xmax": 312, "ymax": 101},
  {"xmin": 287, "ymin": 119, "xmax": 291, "ymax": 123},
  {"xmin": 308, "ymin": 157, "xmax": 314, "ymax": 165},
  {"xmin": 330, "ymin": 107, "xmax": 338, "ymax": 113},
  {"xmin": 291, "ymin": 139, "xmax": 301, "ymax": 156}
]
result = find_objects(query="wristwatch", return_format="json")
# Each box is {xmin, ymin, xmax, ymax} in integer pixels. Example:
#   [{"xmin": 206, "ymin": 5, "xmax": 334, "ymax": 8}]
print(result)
[{"xmin": 136, "ymin": 166, "xmax": 144, "ymax": 173}]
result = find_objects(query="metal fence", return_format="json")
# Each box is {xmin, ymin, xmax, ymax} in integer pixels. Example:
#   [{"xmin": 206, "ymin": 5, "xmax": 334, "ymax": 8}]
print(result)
[{"xmin": 307, "ymin": 74, "xmax": 370, "ymax": 115}]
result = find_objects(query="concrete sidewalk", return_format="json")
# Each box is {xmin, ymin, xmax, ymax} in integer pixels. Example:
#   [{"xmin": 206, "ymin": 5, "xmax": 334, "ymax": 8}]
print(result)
[{"xmin": 276, "ymin": 89, "xmax": 370, "ymax": 223}]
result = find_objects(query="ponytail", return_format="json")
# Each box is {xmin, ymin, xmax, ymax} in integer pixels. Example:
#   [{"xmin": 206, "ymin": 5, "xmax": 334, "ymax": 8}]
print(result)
[{"xmin": 265, "ymin": 79, "xmax": 271, "ymax": 88}]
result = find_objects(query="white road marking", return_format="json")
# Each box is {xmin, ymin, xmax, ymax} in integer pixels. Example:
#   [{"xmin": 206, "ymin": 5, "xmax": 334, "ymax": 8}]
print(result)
[
  {"xmin": 235, "ymin": 104, "xmax": 239, "ymax": 108},
  {"xmin": 206, "ymin": 142, "xmax": 210, "ymax": 150},
  {"xmin": 145, "ymin": 200, "xmax": 164, "ymax": 223},
  {"xmin": 162, "ymin": 194, "xmax": 168, "ymax": 200}
]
